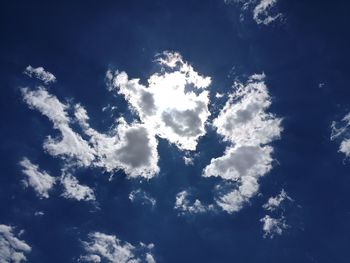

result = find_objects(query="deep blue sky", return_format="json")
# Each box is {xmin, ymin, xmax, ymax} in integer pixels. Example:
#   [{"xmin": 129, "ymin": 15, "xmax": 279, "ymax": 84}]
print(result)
[{"xmin": 1, "ymin": 0, "xmax": 350, "ymax": 262}]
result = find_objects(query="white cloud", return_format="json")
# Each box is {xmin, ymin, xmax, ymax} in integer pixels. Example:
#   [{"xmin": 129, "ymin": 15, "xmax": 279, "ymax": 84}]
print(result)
[
  {"xmin": 203, "ymin": 74, "xmax": 282, "ymax": 214},
  {"xmin": 107, "ymin": 51, "xmax": 211, "ymax": 151},
  {"xmin": 21, "ymin": 87, "xmax": 96, "ymax": 167},
  {"xmin": 145, "ymin": 253, "xmax": 156, "ymax": 263},
  {"xmin": 129, "ymin": 189, "xmax": 156, "ymax": 207},
  {"xmin": 225, "ymin": 0, "xmax": 282, "ymax": 25},
  {"xmin": 253, "ymin": 0, "xmax": 282, "ymax": 25},
  {"xmin": 260, "ymin": 215, "xmax": 288, "ymax": 238},
  {"xmin": 21, "ymin": 86, "xmax": 159, "ymax": 179},
  {"xmin": 211, "ymin": 74, "xmax": 281, "ymax": 146},
  {"xmin": 183, "ymin": 156, "xmax": 194, "ymax": 166},
  {"xmin": 263, "ymin": 189, "xmax": 292, "ymax": 211},
  {"xmin": 331, "ymin": 113, "xmax": 350, "ymax": 157},
  {"xmin": 0, "ymin": 224, "xmax": 31, "ymax": 263},
  {"xmin": 215, "ymin": 92, "xmax": 224, "ymax": 99},
  {"xmin": 80, "ymin": 232, "xmax": 156, "ymax": 263},
  {"xmin": 60, "ymin": 174, "xmax": 95, "ymax": 201},
  {"xmin": 174, "ymin": 190, "xmax": 215, "ymax": 215},
  {"xmin": 24, "ymin": 65, "xmax": 56, "ymax": 84},
  {"xmin": 19, "ymin": 157, "xmax": 56, "ymax": 199}
]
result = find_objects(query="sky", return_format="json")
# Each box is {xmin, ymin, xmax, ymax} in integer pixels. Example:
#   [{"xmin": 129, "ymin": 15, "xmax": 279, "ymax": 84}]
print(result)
[{"xmin": 1, "ymin": 0, "xmax": 350, "ymax": 262}]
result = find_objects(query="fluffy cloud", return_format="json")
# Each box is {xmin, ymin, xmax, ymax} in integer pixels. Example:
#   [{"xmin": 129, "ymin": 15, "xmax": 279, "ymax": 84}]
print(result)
[
  {"xmin": 203, "ymin": 74, "xmax": 282, "ymax": 214},
  {"xmin": 174, "ymin": 190, "xmax": 215, "ymax": 215},
  {"xmin": 107, "ymin": 51, "xmax": 211, "ymax": 151},
  {"xmin": 129, "ymin": 189, "xmax": 156, "ymax": 207},
  {"xmin": 263, "ymin": 189, "xmax": 292, "ymax": 211},
  {"xmin": 331, "ymin": 113, "xmax": 350, "ymax": 157},
  {"xmin": 24, "ymin": 65, "xmax": 56, "ymax": 84},
  {"xmin": 21, "ymin": 86, "xmax": 159, "ymax": 179},
  {"xmin": 21, "ymin": 53, "xmax": 210, "ymax": 180},
  {"xmin": 21, "ymin": 87, "xmax": 96, "ymax": 167},
  {"xmin": 80, "ymin": 232, "xmax": 156, "ymax": 263},
  {"xmin": 19, "ymin": 157, "xmax": 56, "ymax": 198},
  {"xmin": 260, "ymin": 215, "xmax": 288, "ymax": 238},
  {"xmin": 74, "ymin": 104, "xmax": 159, "ymax": 179},
  {"xmin": 0, "ymin": 224, "xmax": 31, "ymax": 263},
  {"xmin": 60, "ymin": 174, "xmax": 96, "ymax": 201}
]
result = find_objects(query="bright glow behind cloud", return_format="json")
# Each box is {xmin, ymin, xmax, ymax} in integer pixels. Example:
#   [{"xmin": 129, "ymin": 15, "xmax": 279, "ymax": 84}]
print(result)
[{"xmin": 108, "ymin": 51, "xmax": 211, "ymax": 151}]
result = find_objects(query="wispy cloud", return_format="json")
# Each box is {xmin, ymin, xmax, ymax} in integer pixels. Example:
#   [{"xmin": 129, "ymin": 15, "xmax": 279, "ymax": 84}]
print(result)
[
  {"xmin": 19, "ymin": 157, "xmax": 56, "ymax": 198},
  {"xmin": 24, "ymin": 65, "xmax": 56, "ymax": 84},
  {"xmin": 0, "ymin": 224, "xmax": 31, "ymax": 263},
  {"xmin": 80, "ymin": 232, "xmax": 156, "ymax": 263}
]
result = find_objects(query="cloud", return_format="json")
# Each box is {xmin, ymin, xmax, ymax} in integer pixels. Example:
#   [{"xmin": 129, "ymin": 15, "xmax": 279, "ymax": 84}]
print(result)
[
  {"xmin": 203, "ymin": 74, "xmax": 282, "ymax": 213},
  {"xmin": 129, "ymin": 189, "xmax": 156, "ymax": 207},
  {"xmin": 253, "ymin": 0, "xmax": 282, "ymax": 25},
  {"xmin": 21, "ymin": 86, "xmax": 159, "ymax": 179},
  {"xmin": 60, "ymin": 174, "xmax": 96, "ymax": 201},
  {"xmin": 19, "ymin": 157, "xmax": 56, "ymax": 198},
  {"xmin": 331, "ymin": 113, "xmax": 350, "ymax": 157},
  {"xmin": 0, "ymin": 224, "xmax": 31, "ymax": 263},
  {"xmin": 107, "ymin": 51, "xmax": 211, "ymax": 151},
  {"xmin": 183, "ymin": 156, "xmax": 194, "ymax": 166},
  {"xmin": 24, "ymin": 65, "xmax": 56, "ymax": 84},
  {"xmin": 203, "ymin": 146, "xmax": 273, "ymax": 181},
  {"xmin": 260, "ymin": 215, "xmax": 288, "ymax": 238},
  {"xmin": 225, "ymin": 0, "xmax": 282, "ymax": 25},
  {"xmin": 174, "ymin": 190, "xmax": 215, "ymax": 215},
  {"xmin": 263, "ymin": 189, "xmax": 292, "ymax": 211},
  {"xmin": 21, "ymin": 87, "xmax": 96, "ymax": 167},
  {"xmin": 80, "ymin": 232, "xmax": 156, "ymax": 263}
]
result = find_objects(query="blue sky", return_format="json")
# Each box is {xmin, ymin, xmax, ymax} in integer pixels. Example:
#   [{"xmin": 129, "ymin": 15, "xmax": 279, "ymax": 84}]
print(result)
[{"xmin": 1, "ymin": 0, "xmax": 350, "ymax": 262}]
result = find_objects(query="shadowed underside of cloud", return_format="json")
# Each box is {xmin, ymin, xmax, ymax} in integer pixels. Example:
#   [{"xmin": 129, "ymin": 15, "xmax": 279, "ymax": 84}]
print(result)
[
  {"xmin": 0, "ymin": 224, "xmax": 31, "ymax": 263},
  {"xmin": 80, "ymin": 232, "xmax": 156, "ymax": 263},
  {"xmin": 203, "ymin": 74, "xmax": 282, "ymax": 213}
]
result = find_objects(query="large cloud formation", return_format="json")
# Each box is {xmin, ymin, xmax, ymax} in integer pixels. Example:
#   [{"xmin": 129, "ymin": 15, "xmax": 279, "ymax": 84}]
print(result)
[
  {"xmin": 203, "ymin": 74, "xmax": 282, "ymax": 213},
  {"xmin": 20, "ymin": 52, "xmax": 210, "ymax": 179},
  {"xmin": 20, "ymin": 60, "xmax": 282, "ymax": 217}
]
